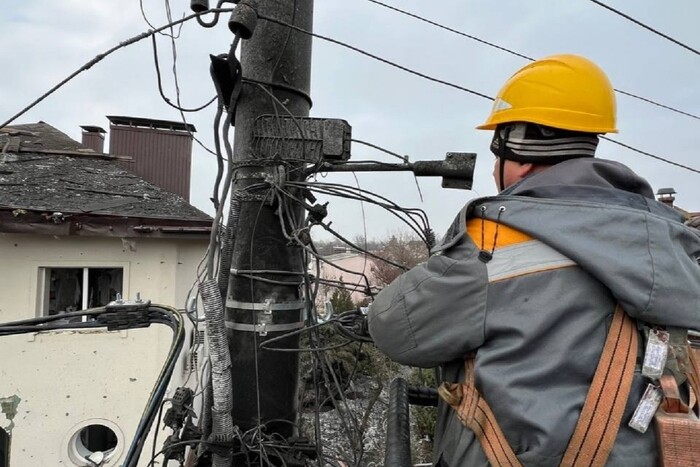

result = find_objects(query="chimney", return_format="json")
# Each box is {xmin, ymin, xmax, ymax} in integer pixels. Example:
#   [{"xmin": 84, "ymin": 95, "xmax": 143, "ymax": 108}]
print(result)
[
  {"xmin": 80, "ymin": 125, "xmax": 106, "ymax": 153},
  {"xmin": 656, "ymin": 187, "xmax": 676, "ymax": 207},
  {"xmin": 107, "ymin": 116, "xmax": 195, "ymax": 201}
]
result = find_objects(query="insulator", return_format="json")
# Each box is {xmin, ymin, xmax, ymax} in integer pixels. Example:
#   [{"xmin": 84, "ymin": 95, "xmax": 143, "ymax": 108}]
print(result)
[
  {"xmin": 228, "ymin": 0, "xmax": 259, "ymax": 39},
  {"xmin": 190, "ymin": 0, "xmax": 210, "ymax": 13}
]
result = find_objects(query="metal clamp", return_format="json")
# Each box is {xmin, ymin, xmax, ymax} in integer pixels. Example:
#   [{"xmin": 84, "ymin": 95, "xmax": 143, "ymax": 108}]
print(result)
[
  {"xmin": 225, "ymin": 298, "xmax": 307, "ymax": 336},
  {"xmin": 225, "ymin": 321, "xmax": 304, "ymax": 336},
  {"xmin": 226, "ymin": 298, "xmax": 305, "ymax": 311}
]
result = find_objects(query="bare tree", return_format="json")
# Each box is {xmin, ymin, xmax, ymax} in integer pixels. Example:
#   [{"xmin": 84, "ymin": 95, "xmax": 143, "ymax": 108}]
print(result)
[{"xmin": 371, "ymin": 233, "xmax": 428, "ymax": 286}]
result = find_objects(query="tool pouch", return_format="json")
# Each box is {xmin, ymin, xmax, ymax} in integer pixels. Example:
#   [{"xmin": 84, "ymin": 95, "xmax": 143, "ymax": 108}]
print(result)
[{"xmin": 654, "ymin": 343, "xmax": 700, "ymax": 466}]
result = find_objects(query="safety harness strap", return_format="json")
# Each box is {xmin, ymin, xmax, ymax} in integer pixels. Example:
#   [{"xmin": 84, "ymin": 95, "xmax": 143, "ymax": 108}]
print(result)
[
  {"xmin": 560, "ymin": 306, "xmax": 638, "ymax": 466},
  {"xmin": 438, "ymin": 357, "xmax": 522, "ymax": 467},
  {"xmin": 439, "ymin": 306, "xmax": 637, "ymax": 467}
]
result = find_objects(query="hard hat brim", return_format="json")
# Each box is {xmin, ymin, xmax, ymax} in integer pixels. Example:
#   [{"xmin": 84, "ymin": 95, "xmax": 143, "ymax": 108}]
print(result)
[{"xmin": 475, "ymin": 109, "xmax": 618, "ymax": 134}]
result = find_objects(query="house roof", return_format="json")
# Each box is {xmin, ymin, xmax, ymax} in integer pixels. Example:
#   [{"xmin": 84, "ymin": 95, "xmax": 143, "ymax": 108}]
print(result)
[{"xmin": 0, "ymin": 122, "xmax": 211, "ymax": 236}]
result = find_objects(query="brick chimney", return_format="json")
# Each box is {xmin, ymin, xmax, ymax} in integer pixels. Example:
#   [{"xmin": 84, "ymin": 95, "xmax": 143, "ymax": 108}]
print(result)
[
  {"xmin": 80, "ymin": 125, "xmax": 106, "ymax": 153},
  {"xmin": 656, "ymin": 187, "xmax": 676, "ymax": 207},
  {"xmin": 107, "ymin": 116, "xmax": 195, "ymax": 201}
]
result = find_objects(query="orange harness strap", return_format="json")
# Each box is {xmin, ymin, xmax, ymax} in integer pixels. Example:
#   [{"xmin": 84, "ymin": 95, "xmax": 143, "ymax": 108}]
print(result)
[
  {"xmin": 439, "ymin": 307, "xmax": 638, "ymax": 467},
  {"xmin": 560, "ymin": 306, "xmax": 638, "ymax": 466},
  {"xmin": 438, "ymin": 357, "xmax": 522, "ymax": 467}
]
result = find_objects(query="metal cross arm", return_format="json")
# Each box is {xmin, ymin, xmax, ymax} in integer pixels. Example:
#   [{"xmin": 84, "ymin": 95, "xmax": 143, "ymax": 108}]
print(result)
[{"xmin": 314, "ymin": 152, "xmax": 477, "ymax": 190}]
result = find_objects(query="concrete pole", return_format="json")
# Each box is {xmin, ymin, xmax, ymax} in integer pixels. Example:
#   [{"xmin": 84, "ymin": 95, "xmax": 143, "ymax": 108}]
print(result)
[{"xmin": 225, "ymin": 0, "xmax": 313, "ymax": 462}]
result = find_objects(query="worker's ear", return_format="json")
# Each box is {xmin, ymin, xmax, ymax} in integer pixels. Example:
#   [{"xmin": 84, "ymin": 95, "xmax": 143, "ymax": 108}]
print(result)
[{"xmin": 516, "ymin": 162, "xmax": 536, "ymax": 179}]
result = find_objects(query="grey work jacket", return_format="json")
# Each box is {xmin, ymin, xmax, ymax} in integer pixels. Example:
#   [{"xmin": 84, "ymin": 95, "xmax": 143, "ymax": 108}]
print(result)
[{"xmin": 368, "ymin": 158, "xmax": 700, "ymax": 466}]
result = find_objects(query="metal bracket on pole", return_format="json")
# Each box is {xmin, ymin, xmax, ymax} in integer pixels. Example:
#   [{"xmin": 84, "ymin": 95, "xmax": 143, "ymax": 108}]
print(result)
[
  {"xmin": 413, "ymin": 152, "xmax": 477, "ymax": 190},
  {"xmin": 314, "ymin": 152, "xmax": 477, "ymax": 190}
]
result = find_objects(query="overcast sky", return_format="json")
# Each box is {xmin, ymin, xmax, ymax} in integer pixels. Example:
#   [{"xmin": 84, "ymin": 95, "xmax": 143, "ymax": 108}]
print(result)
[{"xmin": 2, "ymin": 0, "xmax": 699, "ymax": 241}]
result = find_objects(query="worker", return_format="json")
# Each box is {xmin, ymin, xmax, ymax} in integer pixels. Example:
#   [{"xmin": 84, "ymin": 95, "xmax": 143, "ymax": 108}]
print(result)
[{"xmin": 368, "ymin": 54, "xmax": 700, "ymax": 466}]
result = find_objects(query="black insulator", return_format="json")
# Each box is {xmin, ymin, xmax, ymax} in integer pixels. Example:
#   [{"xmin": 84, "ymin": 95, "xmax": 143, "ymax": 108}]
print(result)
[
  {"xmin": 228, "ymin": 0, "xmax": 259, "ymax": 39},
  {"xmin": 190, "ymin": 0, "xmax": 210, "ymax": 13}
]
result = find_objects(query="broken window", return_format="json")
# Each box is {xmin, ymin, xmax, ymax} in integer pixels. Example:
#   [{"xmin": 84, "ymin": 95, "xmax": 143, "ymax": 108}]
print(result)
[{"xmin": 39, "ymin": 267, "xmax": 123, "ymax": 316}]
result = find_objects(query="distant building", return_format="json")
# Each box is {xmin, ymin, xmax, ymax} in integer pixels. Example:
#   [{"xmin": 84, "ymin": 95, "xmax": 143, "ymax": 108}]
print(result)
[
  {"xmin": 313, "ymin": 251, "xmax": 380, "ymax": 313},
  {"xmin": 655, "ymin": 187, "xmax": 698, "ymax": 223}
]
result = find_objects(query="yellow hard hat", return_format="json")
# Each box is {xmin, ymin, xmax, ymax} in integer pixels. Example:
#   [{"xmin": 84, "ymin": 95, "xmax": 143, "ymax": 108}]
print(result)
[{"xmin": 477, "ymin": 54, "xmax": 617, "ymax": 133}]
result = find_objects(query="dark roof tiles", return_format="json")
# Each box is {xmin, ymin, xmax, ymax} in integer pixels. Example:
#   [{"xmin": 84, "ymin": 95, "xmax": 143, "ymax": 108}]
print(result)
[{"xmin": 0, "ymin": 122, "xmax": 210, "ymax": 222}]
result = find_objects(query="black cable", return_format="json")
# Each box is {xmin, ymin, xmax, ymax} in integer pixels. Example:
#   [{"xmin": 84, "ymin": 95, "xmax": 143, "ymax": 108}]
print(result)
[
  {"xmin": 365, "ymin": 0, "xmax": 700, "ymax": 123},
  {"xmin": 321, "ymin": 222, "xmax": 409, "ymax": 272},
  {"xmin": 151, "ymin": 34, "xmax": 217, "ymax": 112},
  {"xmin": 315, "ymin": 277, "xmax": 371, "ymax": 295},
  {"xmin": 257, "ymin": 13, "xmax": 494, "ymax": 101},
  {"xmin": 600, "ymin": 136, "xmax": 700, "ymax": 174},
  {"xmin": 589, "ymin": 0, "xmax": 700, "ymax": 57},
  {"xmin": 139, "ymin": 0, "xmax": 183, "ymax": 39},
  {"xmin": 296, "ymin": 179, "xmax": 431, "ymax": 229},
  {"xmin": 351, "ymin": 139, "xmax": 408, "ymax": 162},
  {"xmin": 0, "ymin": 321, "xmax": 104, "ymax": 336},
  {"xmin": 123, "ymin": 305, "xmax": 185, "ymax": 467},
  {"xmin": 290, "ymin": 181, "xmax": 430, "ymax": 243},
  {"xmin": 211, "ymin": 103, "xmax": 226, "ymax": 211},
  {"xmin": 300, "ymin": 249, "xmax": 326, "ymax": 466},
  {"xmin": 0, "ymin": 305, "xmax": 185, "ymax": 467},
  {"xmin": 0, "ymin": 308, "xmax": 105, "ymax": 328},
  {"xmin": 271, "ymin": 188, "xmax": 385, "ymax": 296},
  {"xmin": 148, "ymin": 399, "xmax": 170, "ymax": 467},
  {"xmin": 242, "ymin": 77, "xmax": 314, "ymax": 108},
  {"xmin": 614, "ymin": 89, "xmax": 700, "ymax": 122},
  {"xmin": 366, "ymin": 0, "xmax": 533, "ymax": 60},
  {"xmin": 0, "ymin": 7, "xmax": 234, "ymax": 130},
  {"xmin": 258, "ymin": 13, "xmax": 699, "ymax": 175}
]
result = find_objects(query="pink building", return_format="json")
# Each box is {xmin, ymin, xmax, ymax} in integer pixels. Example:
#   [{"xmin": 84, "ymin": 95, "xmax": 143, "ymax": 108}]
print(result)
[{"xmin": 313, "ymin": 251, "xmax": 380, "ymax": 312}]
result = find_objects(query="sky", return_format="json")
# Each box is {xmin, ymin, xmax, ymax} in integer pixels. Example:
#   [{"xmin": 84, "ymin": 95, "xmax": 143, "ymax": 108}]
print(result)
[{"xmin": 1, "ymin": 0, "xmax": 699, "ymax": 242}]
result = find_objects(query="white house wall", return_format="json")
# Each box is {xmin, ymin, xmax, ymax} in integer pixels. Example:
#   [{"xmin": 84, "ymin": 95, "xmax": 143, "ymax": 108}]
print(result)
[{"xmin": 0, "ymin": 233, "xmax": 208, "ymax": 466}]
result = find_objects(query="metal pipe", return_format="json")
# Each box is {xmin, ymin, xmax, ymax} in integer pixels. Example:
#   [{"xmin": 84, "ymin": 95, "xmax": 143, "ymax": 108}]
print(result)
[{"xmin": 385, "ymin": 377, "xmax": 413, "ymax": 467}]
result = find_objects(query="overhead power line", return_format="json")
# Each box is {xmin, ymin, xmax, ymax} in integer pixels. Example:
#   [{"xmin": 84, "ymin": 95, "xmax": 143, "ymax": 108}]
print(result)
[
  {"xmin": 259, "ymin": 14, "xmax": 700, "ymax": 175},
  {"xmin": 364, "ymin": 0, "xmax": 700, "ymax": 123},
  {"xmin": 258, "ymin": 14, "xmax": 494, "ymax": 101},
  {"xmin": 365, "ymin": 0, "xmax": 533, "ymax": 61},
  {"xmin": 0, "ymin": 7, "xmax": 234, "ymax": 130},
  {"xmin": 600, "ymin": 136, "xmax": 700, "ymax": 174},
  {"xmin": 589, "ymin": 0, "xmax": 700, "ymax": 57}
]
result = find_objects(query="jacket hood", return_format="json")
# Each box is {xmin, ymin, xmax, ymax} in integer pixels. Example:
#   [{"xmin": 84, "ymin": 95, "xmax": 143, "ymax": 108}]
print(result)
[
  {"xmin": 508, "ymin": 157, "xmax": 655, "ymax": 198},
  {"xmin": 440, "ymin": 158, "xmax": 700, "ymax": 329}
]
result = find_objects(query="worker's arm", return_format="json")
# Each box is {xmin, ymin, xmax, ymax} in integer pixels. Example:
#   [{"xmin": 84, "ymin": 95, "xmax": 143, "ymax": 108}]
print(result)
[{"xmin": 367, "ymin": 236, "xmax": 488, "ymax": 368}]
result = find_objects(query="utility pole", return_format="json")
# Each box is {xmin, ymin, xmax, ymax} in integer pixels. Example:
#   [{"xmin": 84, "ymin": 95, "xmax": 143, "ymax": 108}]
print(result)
[
  {"xmin": 190, "ymin": 2, "xmax": 473, "ymax": 464},
  {"xmin": 225, "ymin": 0, "xmax": 313, "ymax": 462}
]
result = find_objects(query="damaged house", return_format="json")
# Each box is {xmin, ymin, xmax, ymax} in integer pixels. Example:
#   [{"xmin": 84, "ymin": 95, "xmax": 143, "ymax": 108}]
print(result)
[{"xmin": 0, "ymin": 118, "xmax": 211, "ymax": 466}]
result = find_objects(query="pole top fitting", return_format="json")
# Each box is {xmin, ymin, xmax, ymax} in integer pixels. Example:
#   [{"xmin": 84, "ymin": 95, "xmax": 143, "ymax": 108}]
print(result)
[{"xmin": 229, "ymin": 0, "xmax": 259, "ymax": 39}]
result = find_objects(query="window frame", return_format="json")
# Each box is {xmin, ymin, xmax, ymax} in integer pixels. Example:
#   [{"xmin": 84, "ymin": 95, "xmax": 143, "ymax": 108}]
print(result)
[{"xmin": 35, "ymin": 263, "xmax": 129, "ymax": 317}]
